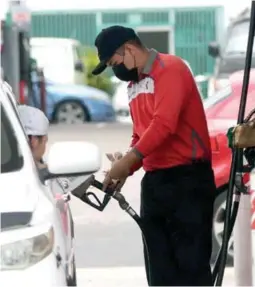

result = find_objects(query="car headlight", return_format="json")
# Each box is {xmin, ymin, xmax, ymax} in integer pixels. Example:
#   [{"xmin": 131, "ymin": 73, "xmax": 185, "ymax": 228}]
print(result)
[{"xmin": 0, "ymin": 226, "xmax": 54, "ymax": 270}]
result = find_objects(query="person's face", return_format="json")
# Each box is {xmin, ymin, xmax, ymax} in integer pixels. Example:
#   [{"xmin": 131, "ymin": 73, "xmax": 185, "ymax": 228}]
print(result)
[
  {"xmin": 107, "ymin": 44, "xmax": 136, "ymax": 69},
  {"xmin": 30, "ymin": 135, "xmax": 48, "ymax": 161}
]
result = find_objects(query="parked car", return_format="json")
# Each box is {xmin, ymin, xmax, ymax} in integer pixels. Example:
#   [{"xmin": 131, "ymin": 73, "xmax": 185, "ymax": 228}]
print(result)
[
  {"xmin": 29, "ymin": 80, "xmax": 116, "ymax": 124},
  {"xmin": 0, "ymin": 81, "xmax": 101, "ymax": 286},
  {"xmin": 204, "ymin": 68, "xmax": 255, "ymax": 264},
  {"xmin": 30, "ymin": 37, "xmax": 85, "ymax": 86},
  {"xmin": 207, "ymin": 8, "xmax": 255, "ymax": 97}
]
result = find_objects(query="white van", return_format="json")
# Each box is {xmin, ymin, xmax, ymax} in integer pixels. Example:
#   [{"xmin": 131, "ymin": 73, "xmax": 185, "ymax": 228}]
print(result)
[{"xmin": 30, "ymin": 37, "xmax": 85, "ymax": 85}]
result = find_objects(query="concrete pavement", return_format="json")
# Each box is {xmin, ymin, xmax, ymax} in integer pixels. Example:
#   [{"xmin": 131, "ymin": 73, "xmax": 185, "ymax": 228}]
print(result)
[
  {"xmin": 48, "ymin": 123, "xmax": 235, "ymax": 286},
  {"xmin": 76, "ymin": 267, "xmax": 235, "ymax": 286}
]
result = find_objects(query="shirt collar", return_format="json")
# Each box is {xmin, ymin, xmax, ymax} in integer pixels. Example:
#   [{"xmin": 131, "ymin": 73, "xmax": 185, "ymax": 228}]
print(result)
[{"xmin": 142, "ymin": 49, "xmax": 158, "ymax": 75}]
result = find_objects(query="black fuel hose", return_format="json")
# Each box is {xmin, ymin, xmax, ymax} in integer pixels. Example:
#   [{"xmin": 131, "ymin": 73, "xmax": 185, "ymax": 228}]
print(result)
[
  {"xmin": 212, "ymin": 194, "xmax": 240, "ymax": 284},
  {"xmin": 215, "ymin": 153, "xmax": 237, "ymax": 286},
  {"xmin": 92, "ymin": 180, "xmax": 144, "ymax": 228},
  {"xmin": 213, "ymin": 108, "xmax": 255, "ymax": 284},
  {"xmin": 91, "ymin": 180, "xmax": 152, "ymax": 284},
  {"xmin": 215, "ymin": 2, "xmax": 255, "ymax": 285}
]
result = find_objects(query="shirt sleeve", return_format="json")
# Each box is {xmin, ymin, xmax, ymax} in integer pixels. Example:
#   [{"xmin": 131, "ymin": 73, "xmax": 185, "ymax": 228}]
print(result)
[
  {"xmin": 130, "ymin": 130, "xmax": 140, "ymax": 147},
  {"xmin": 134, "ymin": 60, "xmax": 189, "ymax": 157},
  {"xmin": 129, "ymin": 109, "xmax": 143, "ymax": 175}
]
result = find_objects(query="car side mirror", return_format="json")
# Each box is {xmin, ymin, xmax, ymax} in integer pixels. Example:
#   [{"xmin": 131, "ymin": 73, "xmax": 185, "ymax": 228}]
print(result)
[
  {"xmin": 42, "ymin": 141, "xmax": 101, "ymax": 181},
  {"xmin": 74, "ymin": 61, "xmax": 84, "ymax": 72},
  {"xmin": 208, "ymin": 42, "xmax": 221, "ymax": 58}
]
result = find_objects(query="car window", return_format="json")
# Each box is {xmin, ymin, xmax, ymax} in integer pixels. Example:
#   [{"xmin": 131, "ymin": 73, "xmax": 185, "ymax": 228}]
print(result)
[
  {"xmin": 225, "ymin": 34, "xmax": 255, "ymax": 54},
  {"xmin": 204, "ymin": 85, "xmax": 232, "ymax": 110},
  {"xmin": 225, "ymin": 20, "xmax": 253, "ymax": 54},
  {"xmin": 230, "ymin": 21, "xmax": 249, "ymax": 37},
  {"xmin": 1, "ymin": 104, "xmax": 24, "ymax": 173}
]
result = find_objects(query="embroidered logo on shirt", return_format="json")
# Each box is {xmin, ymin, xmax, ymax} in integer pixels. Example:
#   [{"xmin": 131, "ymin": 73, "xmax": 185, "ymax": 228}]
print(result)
[{"xmin": 128, "ymin": 77, "xmax": 154, "ymax": 103}]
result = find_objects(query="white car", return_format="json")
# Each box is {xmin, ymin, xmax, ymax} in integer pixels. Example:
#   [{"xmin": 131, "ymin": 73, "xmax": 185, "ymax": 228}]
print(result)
[
  {"xmin": 0, "ymin": 82, "xmax": 101, "ymax": 286},
  {"xmin": 112, "ymin": 80, "xmax": 131, "ymax": 123}
]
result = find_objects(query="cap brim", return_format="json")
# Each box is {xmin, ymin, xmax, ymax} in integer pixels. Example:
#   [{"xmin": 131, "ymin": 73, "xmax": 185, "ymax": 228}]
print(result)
[{"xmin": 92, "ymin": 61, "xmax": 107, "ymax": 75}]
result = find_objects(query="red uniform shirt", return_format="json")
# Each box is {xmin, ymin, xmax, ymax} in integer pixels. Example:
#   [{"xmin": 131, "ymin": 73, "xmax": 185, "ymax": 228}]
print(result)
[{"xmin": 129, "ymin": 49, "xmax": 212, "ymax": 173}]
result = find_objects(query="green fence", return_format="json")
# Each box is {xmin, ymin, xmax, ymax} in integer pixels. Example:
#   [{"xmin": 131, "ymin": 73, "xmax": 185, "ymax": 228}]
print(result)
[
  {"xmin": 31, "ymin": 11, "xmax": 97, "ymax": 46},
  {"xmin": 30, "ymin": 6, "xmax": 224, "ymax": 77},
  {"xmin": 174, "ymin": 8, "xmax": 218, "ymax": 76}
]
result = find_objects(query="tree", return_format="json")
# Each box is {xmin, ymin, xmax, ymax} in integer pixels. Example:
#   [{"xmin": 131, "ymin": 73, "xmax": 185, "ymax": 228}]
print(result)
[{"xmin": 81, "ymin": 47, "xmax": 116, "ymax": 97}]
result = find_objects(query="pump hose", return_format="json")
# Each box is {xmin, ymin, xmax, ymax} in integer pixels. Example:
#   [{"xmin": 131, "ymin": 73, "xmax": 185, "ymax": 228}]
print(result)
[
  {"xmin": 213, "ymin": 109, "xmax": 255, "ymax": 285},
  {"xmin": 214, "ymin": 1, "xmax": 255, "ymax": 283},
  {"xmin": 212, "ymin": 196, "xmax": 240, "ymax": 284},
  {"xmin": 214, "ymin": 152, "xmax": 237, "ymax": 286},
  {"xmin": 92, "ymin": 180, "xmax": 152, "ymax": 285}
]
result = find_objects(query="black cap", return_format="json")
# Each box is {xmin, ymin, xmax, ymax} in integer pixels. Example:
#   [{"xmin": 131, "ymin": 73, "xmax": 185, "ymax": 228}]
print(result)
[{"xmin": 92, "ymin": 26, "xmax": 138, "ymax": 75}]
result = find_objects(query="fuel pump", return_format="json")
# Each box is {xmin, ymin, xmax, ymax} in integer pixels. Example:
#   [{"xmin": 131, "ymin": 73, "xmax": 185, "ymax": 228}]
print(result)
[
  {"xmin": 212, "ymin": 1, "xmax": 255, "ymax": 285},
  {"xmin": 1, "ymin": 0, "xmax": 40, "ymax": 106},
  {"xmin": 19, "ymin": 30, "xmax": 31, "ymax": 104}
]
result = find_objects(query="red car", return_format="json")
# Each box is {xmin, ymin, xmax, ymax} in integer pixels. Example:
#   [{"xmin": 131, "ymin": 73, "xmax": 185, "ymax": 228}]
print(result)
[{"xmin": 205, "ymin": 69, "xmax": 255, "ymax": 263}]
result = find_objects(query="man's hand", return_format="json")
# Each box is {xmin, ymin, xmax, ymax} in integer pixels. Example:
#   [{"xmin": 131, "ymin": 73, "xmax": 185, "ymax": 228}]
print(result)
[
  {"xmin": 103, "ymin": 150, "xmax": 141, "ymax": 191},
  {"xmin": 106, "ymin": 152, "xmax": 123, "ymax": 164},
  {"xmin": 105, "ymin": 152, "xmax": 126, "ymax": 191}
]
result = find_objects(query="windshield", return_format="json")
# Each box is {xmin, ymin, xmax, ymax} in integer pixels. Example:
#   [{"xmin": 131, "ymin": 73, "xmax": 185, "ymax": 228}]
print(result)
[
  {"xmin": 203, "ymin": 85, "xmax": 232, "ymax": 110},
  {"xmin": 225, "ymin": 20, "xmax": 253, "ymax": 54},
  {"xmin": 1, "ymin": 104, "xmax": 24, "ymax": 173}
]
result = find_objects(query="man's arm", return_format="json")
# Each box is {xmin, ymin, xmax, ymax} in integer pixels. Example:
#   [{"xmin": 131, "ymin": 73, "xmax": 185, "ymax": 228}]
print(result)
[{"xmin": 134, "ymin": 59, "xmax": 190, "ymax": 158}]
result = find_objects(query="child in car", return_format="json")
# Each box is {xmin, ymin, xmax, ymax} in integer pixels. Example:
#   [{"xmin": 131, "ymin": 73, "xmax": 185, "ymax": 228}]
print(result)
[
  {"xmin": 17, "ymin": 105, "xmax": 49, "ymax": 169},
  {"xmin": 18, "ymin": 105, "xmax": 71, "ymax": 191}
]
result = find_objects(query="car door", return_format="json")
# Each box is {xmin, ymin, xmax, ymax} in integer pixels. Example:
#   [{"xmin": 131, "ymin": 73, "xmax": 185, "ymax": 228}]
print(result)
[{"xmin": 3, "ymin": 85, "xmax": 72, "ymax": 279}]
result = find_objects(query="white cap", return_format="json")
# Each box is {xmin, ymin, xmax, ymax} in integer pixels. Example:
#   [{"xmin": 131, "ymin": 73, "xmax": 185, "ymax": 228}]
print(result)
[{"xmin": 18, "ymin": 105, "xmax": 49, "ymax": 136}]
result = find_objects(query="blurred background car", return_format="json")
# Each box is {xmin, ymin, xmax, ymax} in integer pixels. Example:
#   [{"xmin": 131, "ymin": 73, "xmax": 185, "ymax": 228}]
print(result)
[
  {"xmin": 29, "ymin": 80, "xmax": 116, "ymax": 124},
  {"xmin": 30, "ymin": 37, "xmax": 85, "ymax": 86},
  {"xmin": 204, "ymin": 68, "xmax": 255, "ymax": 264},
  {"xmin": 111, "ymin": 78, "xmax": 131, "ymax": 123},
  {"xmin": 207, "ymin": 8, "xmax": 255, "ymax": 98}
]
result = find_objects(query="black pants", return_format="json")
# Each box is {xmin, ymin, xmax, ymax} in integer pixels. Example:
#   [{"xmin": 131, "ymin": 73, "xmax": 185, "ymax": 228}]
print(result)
[{"xmin": 140, "ymin": 161, "xmax": 216, "ymax": 286}]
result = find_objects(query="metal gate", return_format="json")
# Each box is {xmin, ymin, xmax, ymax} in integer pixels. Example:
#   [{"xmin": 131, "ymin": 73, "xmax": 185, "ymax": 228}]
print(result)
[{"xmin": 29, "ymin": 6, "xmax": 224, "ymax": 76}]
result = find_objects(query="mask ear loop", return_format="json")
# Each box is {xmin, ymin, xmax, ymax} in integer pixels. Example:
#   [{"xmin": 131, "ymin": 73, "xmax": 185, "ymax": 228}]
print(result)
[
  {"xmin": 132, "ymin": 52, "xmax": 140, "ymax": 82},
  {"xmin": 122, "ymin": 48, "xmax": 125, "ymax": 63},
  {"xmin": 133, "ymin": 54, "xmax": 137, "ymax": 69}
]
